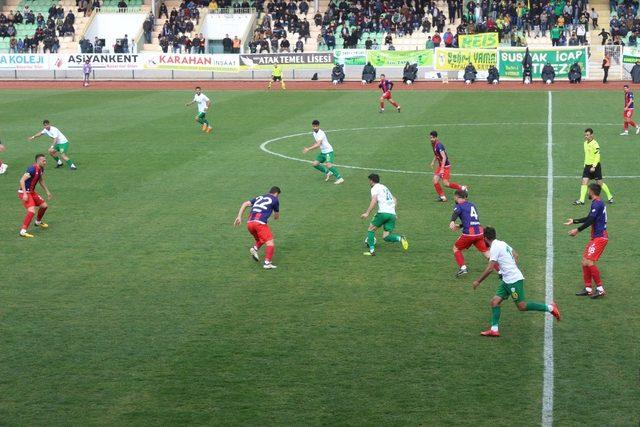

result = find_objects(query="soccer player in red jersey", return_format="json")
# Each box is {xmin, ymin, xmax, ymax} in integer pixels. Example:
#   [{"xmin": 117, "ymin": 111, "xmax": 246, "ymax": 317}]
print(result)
[
  {"xmin": 565, "ymin": 183, "xmax": 609, "ymax": 298},
  {"xmin": 0, "ymin": 139, "xmax": 7, "ymax": 174},
  {"xmin": 234, "ymin": 186, "xmax": 281, "ymax": 269},
  {"xmin": 429, "ymin": 130, "xmax": 467, "ymax": 202},
  {"xmin": 378, "ymin": 74, "xmax": 401, "ymax": 113},
  {"xmin": 17, "ymin": 154, "xmax": 52, "ymax": 238},
  {"xmin": 620, "ymin": 84, "xmax": 640, "ymax": 135},
  {"xmin": 449, "ymin": 189, "xmax": 491, "ymax": 277}
]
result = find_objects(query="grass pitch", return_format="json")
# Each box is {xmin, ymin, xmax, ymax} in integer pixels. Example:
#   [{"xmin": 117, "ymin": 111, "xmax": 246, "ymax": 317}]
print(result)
[{"xmin": 0, "ymin": 89, "xmax": 638, "ymax": 424}]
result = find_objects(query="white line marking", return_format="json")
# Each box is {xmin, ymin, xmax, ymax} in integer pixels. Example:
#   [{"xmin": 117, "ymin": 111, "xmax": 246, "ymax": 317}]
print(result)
[
  {"xmin": 542, "ymin": 91, "xmax": 555, "ymax": 427},
  {"xmin": 259, "ymin": 124, "xmax": 640, "ymax": 179}
]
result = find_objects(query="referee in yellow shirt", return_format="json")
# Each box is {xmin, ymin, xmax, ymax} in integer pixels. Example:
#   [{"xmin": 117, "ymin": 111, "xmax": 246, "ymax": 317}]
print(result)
[
  {"xmin": 575, "ymin": 128, "xmax": 614, "ymax": 205},
  {"xmin": 267, "ymin": 64, "xmax": 286, "ymax": 90}
]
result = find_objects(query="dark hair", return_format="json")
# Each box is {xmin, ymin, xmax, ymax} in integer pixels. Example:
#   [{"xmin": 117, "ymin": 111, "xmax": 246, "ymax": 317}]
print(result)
[
  {"xmin": 589, "ymin": 183, "xmax": 601, "ymax": 196},
  {"xmin": 454, "ymin": 189, "xmax": 468, "ymax": 199},
  {"xmin": 42, "ymin": 119, "xmax": 50, "ymax": 125},
  {"xmin": 195, "ymin": 86, "xmax": 201, "ymax": 90},
  {"xmin": 380, "ymin": 73, "xmax": 386, "ymax": 78},
  {"xmin": 269, "ymin": 186, "xmax": 281, "ymax": 194},
  {"xmin": 312, "ymin": 119, "xmax": 320, "ymax": 126},
  {"xmin": 624, "ymin": 84, "xmax": 629, "ymax": 88},
  {"xmin": 484, "ymin": 226, "xmax": 496, "ymax": 241},
  {"xmin": 584, "ymin": 128, "xmax": 594, "ymax": 134},
  {"xmin": 430, "ymin": 130, "xmax": 438, "ymax": 137},
  {"xmin": 35, "ymin": 153, "xmax": 46, "ymax": 161},
  {"xmin": 368, "ymin": 173, "xmax": 380, "ymax": 183}
]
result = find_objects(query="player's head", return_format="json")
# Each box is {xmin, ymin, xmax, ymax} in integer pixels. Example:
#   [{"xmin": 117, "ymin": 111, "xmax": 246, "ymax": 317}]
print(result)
[
  {"xmin": 312, "ymin": 119, "xmax": 320, "ymax": 132},
  {"xmin": 380, "ymin": 73, "xmax": 386, "ymax": 81},
  {"xmin": 588, "ymin": 183, "xmax": 601, "ymax": 199},
  {"xmin": 368, "ymin": 173, "xmax": 380, "ymax": 186},
  {"xmin": 195, "ymin": 86, "xmax": 201, "ymax": 94},
  {"xmin": 429, "ymin": 130, "xmax": 438, "ymax": 142},
  {"xmin": 274, "ymin": 64, "xmax": 279, "ymax": 68},
  {"xmin": 269, "ymin": 186, "xmax": 281, "ymax": 196},
  {"xmin": 584, "ymin": 127, "xmax": 593, "ymax": 140},
  {"xmin": 483, "ymin": 226, "xmax": 497, "ymax": 245},
  {"xmin": 624, "ymin": 84, "xmax": 630, "ymax": 92},
  {"xmin": 42, "ymin": 119, "xmax": 50, "ymax": 130},
  {"xmin": 35, "ymin": 153, "xmax": 46, "ymax": 166},
  {"xmin": 453, "ymin": 189, "xmax": 468, "ymax": 203},
  {"xmin": 85, "ymin": 59, "xmax": 90, "ymax": 64}
]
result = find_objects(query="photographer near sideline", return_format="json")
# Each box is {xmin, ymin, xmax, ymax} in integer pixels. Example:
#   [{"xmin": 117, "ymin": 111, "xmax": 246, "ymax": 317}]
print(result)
[
  {"xmin": 569, "ymin": 62, "xmax": 582, "ymax": 84},
  {"xmin": 331, "ymin": 64, "xmax": 345, "ymax": 85},
  {"xmin": 463, "ymin": 62, "xmax": 477, "ymax": 84},
  {"xmin": 487, "ymin": 65, "xmax": 500, "ymax": 84},
  {"xmin": 361, "ymin": 62, "xmax": 376, "ymax": 84},
  {"xmin": 541, "ymin": 62, "xmax": 556, "ymax": 84}
]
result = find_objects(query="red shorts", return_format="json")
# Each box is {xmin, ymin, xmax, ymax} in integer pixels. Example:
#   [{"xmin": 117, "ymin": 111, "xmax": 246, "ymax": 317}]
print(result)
[
  {"xmin": 583, "ymin": 237, "xmax": 608, "ymax": 261},
  {"xmin": 455, "ymin": 233, "xmax": 488, "ymax": 252},
  {"xmin": 624, "ymin": 108, "xmax": 634, "ymax": 119},
  {"xmin": 381, "ymin": 91, "xmax": 392, "ymax": 100},
  {"xmin": 436, "ymin": 166, "xmax": 451, "ymax": 180},
  {"xmin": 247, "ymin": 221, "xmax": 273, "ymax": 245},
  {"xmin": 18, "ymin": 191, "xmax": 44, "ymax": 209}
]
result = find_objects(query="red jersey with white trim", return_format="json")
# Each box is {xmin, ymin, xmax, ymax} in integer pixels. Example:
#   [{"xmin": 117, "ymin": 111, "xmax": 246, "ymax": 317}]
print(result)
[
  {"xmin": 379, "ymin": 79, "xmax": 393, "ymax": 93},
  {"xmin": 21, "ymin": 164, "xmax": 43, "ymax": 192},
  {"xmin": 452, "ymin": 201, "xmax": 483, "ymax": 235},
  {"xmin": 247, "ymin": 194, "xmax": 280, "ymax": 224},
  {"xmin": 432, "ymin": 139, "xmax": 451, "ymax": 167},
  {"xmin": 625, "ymin": 91, "xmax": 634, "ymax": 109}
]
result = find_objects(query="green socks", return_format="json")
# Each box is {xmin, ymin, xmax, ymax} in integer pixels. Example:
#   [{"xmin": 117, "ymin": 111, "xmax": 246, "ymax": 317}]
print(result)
[
  {"xmin": 600, "ymin": 183, "xmax": 613, "ymax": 200},
  {"xmin": 314, "ymin": 164, "xmax": 329, "ymax": 174},
  {"xmin": 579, "ymin": 184, "xmax": 588, "ymax": 202},
  {"xmin": 328, "ymin": 166, "xmax": 342, "ymax": 179},
  {"xmin": 491, "ymin": 306, "xmax": 501, "ymax": 328},
  {"xmin": 367, "ymin": 231, "xmax": 376, "ymax": 251},
  {"xmin": 52, "ymin": 156, "xmax": 60, "ymax": 162},
  {"xmin": 525, "ymin": 302, "xmax": 549, "ymax": 312},
  {"xmin": 66, "ymin": 159, "xmax": 74, "ymax": 167},
  {"xmin": 383, "ymin": 234, "xmax": 401, "ymax": 243}
]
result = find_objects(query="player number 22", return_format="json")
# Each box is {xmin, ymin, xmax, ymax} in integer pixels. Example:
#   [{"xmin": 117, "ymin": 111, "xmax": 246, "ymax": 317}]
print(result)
[{"xmin": 253, "ymin": 196, "xmax": 272, "ymax": 211}]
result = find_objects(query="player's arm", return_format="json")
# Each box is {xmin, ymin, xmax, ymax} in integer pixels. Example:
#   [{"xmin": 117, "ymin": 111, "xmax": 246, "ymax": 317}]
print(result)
[
  {"xmin": 19, "ymin": 172, "xmax": 30, "ymax": 200},
  {"xmin": 437, "ymin": 150, "xmax": 447, "ymax": 173},
  {"xmin": 205, "ymin": 99, "xmax": 211, "ymax": 111},
  {"xmin": 185, "ymin": 98, "xmax": 196, "ymax": 107},
  {"xmin": 28, "ymin": 131, "xmax": 44, "ymax": 141},
  {"xmin": 303, "ymin": 139, "xmax": 322, "ymax": 153},
  {"xmin": 591, "ymin": 145, "xmax": 600, "ymax": 167},
  {"xmin": 233, "ymin": 200, "xmax": 253, "ymax": 226},
  {"xmin": 564, "ymin": 215, "xmax": 594, "ymax": 236},
  {"xmin": 38, "ymin": 175, "xmax": 53, "ymax": 199},
  {"xmin": 472, "ymin": 260, "xmax": 499, "ymax": 289},
  {"xmin": 449, "ymin": 210, "xmax": 461, "ymax": 230},
  {"xmin": 360, "ymin": 196, "xmax": 378, "ymax": 219}
]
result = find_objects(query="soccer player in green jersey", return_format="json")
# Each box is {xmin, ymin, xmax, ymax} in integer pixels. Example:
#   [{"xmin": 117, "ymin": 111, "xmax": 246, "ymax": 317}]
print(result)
[
  {"xmin": 472, "ymin": 227, "xmax": 561, "ymax": 337},
  {"xmin": 185, "ymin": 87, "xmax": 212, "ymax": 133},
  {"xmin": 28, "ymin": 120, "xmax": 77, "ymax": 170},
  {"xmin": 360, "ymin": 173, "xmax": 408, "ymax": 256},
  {"xmin": 303, "ymin": 120, "xmax": 344, "ymax": 184},
  {"xmin": 574, "ymin": 128, "xmax": 613, "ymax": 205},
  {"xmin": 267, "ymin": 64, "xmax": 286, "ymax": 90}
]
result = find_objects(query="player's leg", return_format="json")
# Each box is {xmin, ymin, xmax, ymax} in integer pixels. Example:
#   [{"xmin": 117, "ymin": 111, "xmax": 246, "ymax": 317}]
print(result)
[
  {"xmin": 57, "ymin": 143, "xmax": 77, "ymax": 170},
  {"xmin": 388, "ymin": 96, "xmax": 400, "ymax": 111},
  {"xmin": 379, "ymin": 95, "xmax": 385, "ymax": 112},
  {"xmin": 261, "ymin": 226, "xmax": 277, "ymax": 268},
  {"xmin": 481, "ymin": 293, "xmax": 505, "ymax": 337},
  {"xmin": 578, "ymin": 238, "xmax": 607, "ymax": 297},
  {"xmin": 381, "ymin": 215, "xmax": 408, "ymax": 250},
  {"xmin": 596, "ymin": 179, "xmax": 613, "ymax": 203},
  {"xmin": 441, "ymin": 167, "xmax": 464, "ymax": 191},
  {"xmin": 576, "ymin": 176, "xmax": 589, "ymax": 204},
  {"xmin": 267, "ymin": 76, "xmax": 274, "ymax": 89},
  {"xmin": 34, "ymin": 200, "xmax": 49, "ymax": 228},
  {"xmin": 280, "ymin": 77, "xmax": 286, "ymax": 90},
  {"xmin": 324, "ymin": 153, "xmax": 343, "ymax": 183},
  {"xmin": 628, "ymin": 109, "xmax": 638, "ymax": 130},
  {"xmin": 312, "ymin": 155, "xmax": 330, "ymax": 175},
  {"xmin": 453, "ymin": 236, "xmax": 472, "ymax": 276},
  {"xmin": 247, "ymin": 223, "xmax": 262, "ymax": 262},
  {"xmin": 511, "ymin": 280, "xmax": 560, "ymax": 320},
  {"xmin": 432, "ymin": 174, "xmax": 446, "ymax": 201},
  {"xmin": 18, "ymin": 192, "xmax": 38, "ymax": 237},
  {"xmin": 48, "ymin": 146, "xmax": 63, "ymax": 168},
  {"xmin": 364, "ymin": 222, "xmax": 379, "ymax": 255}
]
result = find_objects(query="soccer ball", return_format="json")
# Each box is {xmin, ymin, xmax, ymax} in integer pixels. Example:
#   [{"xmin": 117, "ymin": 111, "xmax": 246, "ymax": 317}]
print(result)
[
  {"xmin": 546, "ymin": 79, "xmax": 552, "ymax": 85},
  {"xmin": 364, "ymin": 236, "xmax": 377, "ymax": 247},
  {"xmin": 465, "ymin": 79, "xmax": 471, "ymax": 85}
]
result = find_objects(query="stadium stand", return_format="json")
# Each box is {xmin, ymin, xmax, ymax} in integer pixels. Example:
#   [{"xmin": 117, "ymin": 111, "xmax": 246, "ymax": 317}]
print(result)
[{"xmin": 0, "ymin": 0, "xmax": 94, "ymax": 52}]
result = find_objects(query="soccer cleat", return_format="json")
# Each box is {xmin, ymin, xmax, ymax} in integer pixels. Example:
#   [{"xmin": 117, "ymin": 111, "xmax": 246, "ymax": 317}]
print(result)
[
  {"xmin": 19, "ymin": 232, "xmax": 34, "ymax": 238},
  {"xmin": 249, "ymin": 247, "xmax": 259, "ymax": 262},
  {"xmin": 397, "ymin": 106, "xmax": 401, "ymax": 113},
  {"xmin": 70, "ymin": 165, "xmax": 77, "ymax": 171},
  {"xmin": 263, "ymin": 263, "xmax": 277, "ymax": 269},
  {"xmin": 480, "ymin": 329, "xmax": 500, "ymax": 337},
  {"xmin": 455, "ymin": 267, "xmax": 468, "ymax": 277},
  {"xmin": 325, "ymin": 172, "xmax": 332, "ymax": 182},
  {"xmin": 379, "ymin": 109, "xmax": 384, "ymax": 113},
  {"xmin": 55, "ymin": 163, "xmax": 64, "ymax": 169},
  {"xmin": 400, "ymin": 235, "xmax": 409, "ymax": 251},
  {"xmin": 590, "ymin": 289, "xmax": 607, "ymax": 299},
  {"xmin": 201, "ymin": 124, "xmax": 207, "ymax": 131},
  {"xmin": 206, "ymin": 126, "xmax": 212, "ymax": 133},
  {"xmin": 550, "ymin": 302, "xmax": 561, "ymax": 321},
  {"xmin": 334, "ymin": 178, "xmax": 344, "ymax": 185},
  {"xmin": 363, "ymin": 251, "xmax": 375, "ymax": 256},
  {"xmin": 575, "ymin": 288, "xmax": 593, "ymax": 296},
  {"xmin": 0, "ymin": 163, "xmax": 7, "ymax": 174},
  {"xmin": 435, "ymin": 196, "xmax": 447, "ymax": 202},
  {"xmin": 608, "ymin": 197, "xmax": 614, "ymax": 204},
  {"xmin": 573, "ymin": 200, "xmax": 584, "ymax": 206},
  {"xmin": 461, "ymin": 185, "xmax": 469, "ymax": 192},
  {"xmin": 636, "ymin": 126, "xmax": 640, "ymax": 134},
  {"xmin": 34, "ymin": 222, "xmax": 48, "ymax": 228},
  {"xmin": 620, "ymin": 131, "xmax": 629, "ymax": 135}
]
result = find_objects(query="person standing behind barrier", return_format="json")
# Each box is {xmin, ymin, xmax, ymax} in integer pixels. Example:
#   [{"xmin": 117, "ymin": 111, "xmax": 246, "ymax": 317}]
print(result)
[
  {"xmin": 232, "ymin": 36, "xmax": 241, "ymax": 53},
  {"xmin": 82, "ymin": 59, "xmax": 91, "ymax": 87},
  {"xmin": 602, "ymin": 55, "xmax": 610, "ymax": 83}
]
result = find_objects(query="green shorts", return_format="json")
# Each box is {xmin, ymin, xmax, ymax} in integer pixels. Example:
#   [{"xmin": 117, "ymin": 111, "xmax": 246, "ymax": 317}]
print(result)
[
  {"xmin": 371, "ymin": 212, "xmax": 396, "ymax": 232},
  {"xmin": 496, "ymin": 279, "xmax": 526, "ymax": 303},
  {"xmin": 54, "ymin": 142, "xmax": 69, "ymax": 154},
  {"xmin": 197, "ymin": 112, "xmax": 207, "ymax": 119},
  {"xmin": 316, "ymin": 151, "xmax": 335, "ymax": 164}
]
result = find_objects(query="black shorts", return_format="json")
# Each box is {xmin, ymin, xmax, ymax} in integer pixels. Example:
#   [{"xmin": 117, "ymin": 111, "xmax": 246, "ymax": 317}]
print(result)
[
  {"xmin": 272, "ymin": 75, "xmax": 282, "ymax": 81},
  {"xmin": 582, "ymin": 163, "xmax": 602, "ymax": 180}
]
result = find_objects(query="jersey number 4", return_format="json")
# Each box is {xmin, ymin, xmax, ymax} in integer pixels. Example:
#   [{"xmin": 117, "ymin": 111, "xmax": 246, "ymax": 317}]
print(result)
[{"xmin": 470, "ymin": 206, "xmax": 478, "ymax": 219}]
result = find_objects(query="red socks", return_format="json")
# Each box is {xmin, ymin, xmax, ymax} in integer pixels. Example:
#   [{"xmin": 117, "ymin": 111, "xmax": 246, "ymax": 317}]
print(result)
[
  {"xmin": 624, "ymin": 122, "xmax": 629, "ymax": 131},
  {"xmin": 265, "ymin": 245, "xmax": 275, "ymax": 263},
  {"xmin": 380, "ymin": 101, "xmax": 384, "ymax": 109},
  {"xmin": 447, "ymin": 182, "xmax": 462, "ymax": 190},
  {"xmin": 630, "ymin": 120, "xmax": 637, "ymax": 127},
  {"xmin": 589, "ymin": 265, "xmax": 602, "ymax": 285},
  {"xmin": 434, "ymin": 182, "xmax": 445, "ymax": 197},
  {"xmin": 454, "ymin": 250, "xmax": 465, "ymax": 267},
  {"xmin": 390, "ymin": 100, "xmax": 399, "ymax": 108},
  {"xmin": 582, "ymin": 265, "xmax": 592, "ymax": 286},
  {"xmin": 36, "ymin": 206, "xmax": 47, "ymax": 221},
  {"xmin": 22, "ymin": 212, "xmax": 34, "ymax": 230}
]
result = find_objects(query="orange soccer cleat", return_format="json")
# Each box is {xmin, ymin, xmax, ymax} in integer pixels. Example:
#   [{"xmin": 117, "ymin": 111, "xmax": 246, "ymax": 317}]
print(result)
[
  {"xmin": 480, "ymin": 329, "xmax": 500, "ymax": 337},
  {"xmin": 550, "ymin": 302, "xmax": 561, "ymax": 321}
]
